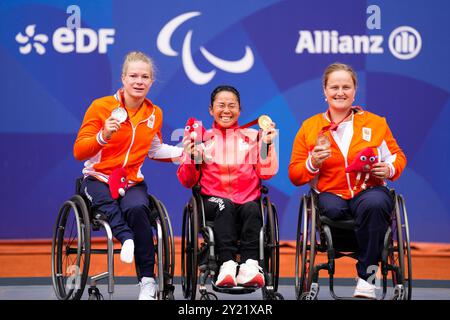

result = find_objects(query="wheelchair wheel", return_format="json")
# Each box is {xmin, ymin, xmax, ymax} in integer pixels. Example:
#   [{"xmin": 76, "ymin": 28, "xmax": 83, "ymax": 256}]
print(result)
[
  {"xmin": 149, "ymin": 196, "xmax": 176, "ymax": 300},
  {"xmin": 51, "ymin": 195, "xmax": 91, "ymax": 300},
  {"xmin": 262, "ymin": 196, "xmax": 280, "ymax": 293},
  {"xmin": 390, "ymin": 194, "xmax": 412, "ymax": 300},
  {"xmin": 181, "ymin": 197, "xmax": 199, "ymax": 300},
  {"xmin": 295, "ymin": 194, "xmax": 318, "ymax": 300}
]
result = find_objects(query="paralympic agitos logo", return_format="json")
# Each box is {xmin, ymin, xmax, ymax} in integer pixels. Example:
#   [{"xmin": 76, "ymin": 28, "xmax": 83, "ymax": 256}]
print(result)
[{"xmin": 157, "ymin": 12, "xmax": 254, "ymax": 85}]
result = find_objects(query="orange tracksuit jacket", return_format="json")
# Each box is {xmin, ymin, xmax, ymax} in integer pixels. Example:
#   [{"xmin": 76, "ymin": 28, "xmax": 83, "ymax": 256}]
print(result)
[
  {"xmin": 288, "ymin": 109, "xmax": 407, "ymax": 199},
  {"xmin": 73, "ymin": 90, "xmax": 163, "ymax": 184}
]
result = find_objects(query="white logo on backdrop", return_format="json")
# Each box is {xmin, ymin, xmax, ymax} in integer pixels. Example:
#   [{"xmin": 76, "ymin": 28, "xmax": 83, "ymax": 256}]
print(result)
[
  {"xmin": 15, "ymin": 25, "xmax": 115, "ymax": 55},
  {"xmin": 15, "ymin": 25, "xmax": 49, "ymax": 55},
  {"xmin": 388, "ymin": 26, "xmax": 422, "ymax": 60},
  {"xmin": 157, "ymin": 11, "xmax": 254, "ymax": 85},
  {"xmin": 295, "ymin": 25, "xmax": 422, "ymax": 60}
]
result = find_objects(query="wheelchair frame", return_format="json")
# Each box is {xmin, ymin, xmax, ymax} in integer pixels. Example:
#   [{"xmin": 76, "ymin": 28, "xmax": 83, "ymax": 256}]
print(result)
[
  {"xmin": 51, "ymin": 178, "xmax": 176, "ymax": 300},
  {"xmin": 294, "ymin": 189, "xmax": 412, "ymax": 300},
  {"xmin": 181, "ymin": 186, "xmax": 284, "ymax": 300}
]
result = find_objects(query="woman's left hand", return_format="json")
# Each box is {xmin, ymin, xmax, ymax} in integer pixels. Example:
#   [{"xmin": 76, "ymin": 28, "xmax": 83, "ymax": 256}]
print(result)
[
  {"xmin": 262, "ymin": 122, "xmax": 277, "ymax": 145},
  {"xmin": 371, "ymin": 162, "xmax": 391, "ymax": 179}
]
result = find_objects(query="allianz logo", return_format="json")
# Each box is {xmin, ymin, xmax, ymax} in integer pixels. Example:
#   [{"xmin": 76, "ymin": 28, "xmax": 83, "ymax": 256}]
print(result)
[
  {"xmin": 295, "ymin": 26, "xmax": 422, "ymax": 60},
  {"xmin": 16, "ymin": 24, "xmax": 115, "ymax": 55}
]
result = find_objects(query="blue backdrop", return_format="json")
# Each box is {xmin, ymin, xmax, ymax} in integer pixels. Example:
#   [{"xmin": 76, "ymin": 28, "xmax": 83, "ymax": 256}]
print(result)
[{"xmin": 1, "ymin": 0, "xmax": 449, "ymax": 242}]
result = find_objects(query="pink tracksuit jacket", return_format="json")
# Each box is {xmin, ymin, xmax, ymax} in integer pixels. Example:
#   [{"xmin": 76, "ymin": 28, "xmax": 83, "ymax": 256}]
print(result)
[{"xmin": 177, "ymin": 122, "xmax": 278, "ymax": 204}]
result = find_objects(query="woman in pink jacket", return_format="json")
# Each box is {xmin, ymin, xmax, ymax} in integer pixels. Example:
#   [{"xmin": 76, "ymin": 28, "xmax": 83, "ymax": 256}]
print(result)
[{"xmin": 177, "ymin": 85, "xmax": 278, "ymax": 288}]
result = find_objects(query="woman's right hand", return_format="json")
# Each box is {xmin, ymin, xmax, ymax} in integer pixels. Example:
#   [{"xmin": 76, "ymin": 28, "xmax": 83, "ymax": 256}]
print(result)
[
  {"xmin": 102, "ymin": 116, "xmax": 121, "ymax": 141},
  {"xmin": 182, "ymin": 135, "xmax": 201, "ymax": 159},
  {"xmin": 311, "ymin": 145, "xmax": 331, "ymax": 168}
]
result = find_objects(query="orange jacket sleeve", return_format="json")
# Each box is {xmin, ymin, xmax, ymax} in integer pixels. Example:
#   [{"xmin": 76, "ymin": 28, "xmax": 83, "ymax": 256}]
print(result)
[
  {"xmin": 288, "ymin": 124, "xmax": 319, "ymax": 186},
  {"xmin": 73, "ymin": 102, "xmax": 105, "ymax": 161}
]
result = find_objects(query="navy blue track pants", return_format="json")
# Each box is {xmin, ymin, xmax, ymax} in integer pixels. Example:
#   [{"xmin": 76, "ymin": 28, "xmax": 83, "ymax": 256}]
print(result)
[
  {"xmin": 317, "ymin": 186, "xmax": 394, "ymax": 280},
  {"xmin": 81, "ymin": 176, "xmax": 155, "ymax": 279}
]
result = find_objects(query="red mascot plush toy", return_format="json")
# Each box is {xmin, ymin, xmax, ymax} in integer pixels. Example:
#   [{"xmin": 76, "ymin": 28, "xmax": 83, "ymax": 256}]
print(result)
[
  {"xmin": 345, "ymin": 147, "xmax": 380, "ymax": 190},
  {"xmin": 109, "ymin": 167, "xmax": 128, "ymax": 199},
  {"xmin": 184, "ymin": 117, "xmax": 205, "ymax": 143}
]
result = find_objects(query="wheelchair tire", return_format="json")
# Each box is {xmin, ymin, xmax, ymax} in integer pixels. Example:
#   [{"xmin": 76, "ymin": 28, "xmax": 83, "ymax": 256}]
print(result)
[
  {"xmin": 295, "ymin": 194, "xmax": 317, "ymax": 300},
  {"xmin": 51, "ymin": 195, "xmax": 91, "ymax": 300},
  {"xmin": 390, "ymin": 194, "xmax": 413, "ymax": 300},
  {"xmin": 262, "ymin": 196, "xmax": 280, "ymax": 294},
  {"xmin": 181, "ymin": 197, "xmax": 199, "ymax": 300},
  {"xmin": 148, "ymin": 196, "xmax": 175, "ymax": 300}
]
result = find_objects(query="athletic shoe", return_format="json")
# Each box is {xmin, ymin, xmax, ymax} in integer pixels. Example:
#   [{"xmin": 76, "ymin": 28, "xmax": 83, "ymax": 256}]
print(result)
[
  {"xmin": 353, "ymin": 277, "xmax": 376, "ymax": 299},
  {"xmin": 216, "ymin": 260, "xmax": 238, "ymax": 287},
  {"xmin": 138, "ymin": 277, "xmax": 157, "ymax": 300},
  {"xmin": 236, "ymin": 259, "xmax": 265, "ymax": 288}
]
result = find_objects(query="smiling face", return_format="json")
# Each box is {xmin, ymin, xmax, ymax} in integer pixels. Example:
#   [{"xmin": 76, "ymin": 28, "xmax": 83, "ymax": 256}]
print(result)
[
  {"xmin": 121, "ymin": 60, "xmax": 153, "ymax": 102},
  {"xmin": 323, "ymin": 70, "xmax": 356, "ymax": 113},
  {"xmin": 209, "ymin": 90, "xmax": 241, "ymax": 128}
]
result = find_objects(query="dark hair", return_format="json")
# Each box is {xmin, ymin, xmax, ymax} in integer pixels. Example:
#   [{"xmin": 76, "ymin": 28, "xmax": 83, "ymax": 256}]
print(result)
[{"xmin": 210, "ymin": 85, "xmax": 241, "ymax": 107}]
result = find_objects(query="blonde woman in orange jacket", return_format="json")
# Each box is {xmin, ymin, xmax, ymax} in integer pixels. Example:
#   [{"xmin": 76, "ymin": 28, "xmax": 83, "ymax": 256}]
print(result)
[
  {"xmin": 289, "ymin": 63, "xmax": 406, "ymax": 299},
  {"xmin": 74, "ymin": 51, "xmax": 181, "ymax": 300}
]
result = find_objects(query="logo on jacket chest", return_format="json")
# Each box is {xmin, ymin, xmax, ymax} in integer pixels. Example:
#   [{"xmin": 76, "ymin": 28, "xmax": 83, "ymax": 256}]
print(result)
[
  {"xmin": 147, "ymin": 114, "xmax": 155, "ymax": 129},
  {"xmin": 362, "ymin": 127, "xmax": 372, "ymax": 142}
]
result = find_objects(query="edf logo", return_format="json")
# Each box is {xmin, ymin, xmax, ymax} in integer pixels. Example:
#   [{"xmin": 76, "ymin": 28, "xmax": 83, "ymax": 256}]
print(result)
[
  {"xmin": 15, "ymin": 6, "xmax": 115, "ymax": 55},
  {"xmin": 16, "ymin": 25, "xmax": 115, "ymax": 55}
]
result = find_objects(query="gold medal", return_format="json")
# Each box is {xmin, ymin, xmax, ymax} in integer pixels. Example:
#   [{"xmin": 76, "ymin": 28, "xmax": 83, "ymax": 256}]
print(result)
[{"xmin": 258, "ymin": 115, "xmax": 273, "ymax": 130}]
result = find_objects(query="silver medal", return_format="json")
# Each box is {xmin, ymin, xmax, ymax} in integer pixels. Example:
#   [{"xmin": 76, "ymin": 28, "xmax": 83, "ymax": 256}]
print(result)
[{"xmin": 111, "ymin": 107, "xmax": 128, "ymax": 123}]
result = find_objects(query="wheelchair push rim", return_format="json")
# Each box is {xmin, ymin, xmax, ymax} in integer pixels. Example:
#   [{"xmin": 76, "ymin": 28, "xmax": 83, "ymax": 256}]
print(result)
[
  {"xmin": 295, "ymin": 194, "xmax": 318, "ymax": 300},
  {"xmin": 181, "ymin": 197, "xmax": 199, "ymax": 300},
  {"xmin": 51, "ymin": 195, "xmax": 91, "ymax": 300},
  {"xmin": 262, "ymin": 196, "xmax": 281, "ymax": 297},
  {"xmin": 389, "ymin": 194, "xmax": 412, "ymax": 300}
]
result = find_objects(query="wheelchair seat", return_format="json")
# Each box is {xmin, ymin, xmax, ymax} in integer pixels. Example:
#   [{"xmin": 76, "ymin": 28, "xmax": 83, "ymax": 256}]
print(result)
[
  {"xmin": 319, "ymin": 215, "xmax": 356, "ymax": 230},
  {"xmin": 51, "ymin": 176, "xmax": 175, "ymax": 300},
  {"xmin": 181, "ymin": 185, "xmax": 283, "ymax": 300},
  {"xmin": 295, "ymin": 188, "xmax": 413, "ymax": 300}
]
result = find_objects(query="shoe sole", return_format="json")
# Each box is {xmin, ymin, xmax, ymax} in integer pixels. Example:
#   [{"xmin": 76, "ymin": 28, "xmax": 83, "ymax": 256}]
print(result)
[
  {"xmin": 216, "ymin": 275, "xmax": 237, "ymax": 287},
  {"xmin": 353, "ymin": 293, "xmax": 376, "ymax": 299},
  {"xmin": 237, "ymin": 274, "xmax": 265, "ymax": 288}
]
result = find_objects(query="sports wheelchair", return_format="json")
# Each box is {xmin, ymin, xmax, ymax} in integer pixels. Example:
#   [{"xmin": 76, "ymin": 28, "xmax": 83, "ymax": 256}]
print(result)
[
  {"xmin": 51, "ymin": 177, "xmax": 175, "ymax": 300},
  {"xmin": 295, "ymin": 189, "xmax": 412, "ymax": 300},
  {"xmin": 181, "ymin": 186, "xmax": 284, "ymax": 300}
]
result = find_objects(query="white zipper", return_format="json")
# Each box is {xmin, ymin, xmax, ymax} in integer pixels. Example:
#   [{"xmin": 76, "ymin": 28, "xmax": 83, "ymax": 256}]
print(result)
[
  {"xmin": 123, "ymin": 124, "xmax": 136, "ymax": 167},
  {"xmin": 122, "ymin": 108, "xmax": 155, "ymax": 167}
]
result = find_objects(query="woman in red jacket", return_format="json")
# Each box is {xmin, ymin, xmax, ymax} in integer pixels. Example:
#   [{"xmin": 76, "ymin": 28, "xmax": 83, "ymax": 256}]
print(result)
[
  {"xmin": 289, "ymin": 63, "xmax": 406, "ymax": 299},
  {"xmin": 74, "ymin": 51, "xmax": 181, "ymax": 300},
  {"xmin": 177, "ymin": 85, "xmax": 278, "ymax": 288}
]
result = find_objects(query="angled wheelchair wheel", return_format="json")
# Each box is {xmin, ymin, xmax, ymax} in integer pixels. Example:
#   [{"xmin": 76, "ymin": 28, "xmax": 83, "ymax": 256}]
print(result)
[
  {"xmin": 262, "ymin": 196, "xmax": 280, "ymax": 294},
  {"xmin": 390, "ymin": 193, "xmax": 412, "ymax": 300},
  {"xmin": 149, "ymin": 195, "xmax": 176, "ymax": 300},
  {"xmin": 295, "ymin": 194, "xmax": 318, "ymax": 300},
  {"xmin": 51, "ymin": 195, "xmax": 91, "ymax": 300},
  {"xmin": 181, "ymin": 197, "xmax": 199, "ymax": 300}
]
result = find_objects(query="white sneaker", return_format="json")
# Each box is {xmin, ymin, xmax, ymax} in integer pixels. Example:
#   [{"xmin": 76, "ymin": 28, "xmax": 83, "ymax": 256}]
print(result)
[
  {"xmin": 236, "ymin": 259, "xmax": 265, "ymax": 288},
  {"xmin": 138, "ymin": 277, "xmax": 158, "ymax": 300},
  {"xmin": 120, "ymin": 239, "xmax": 134, "ymax": 264},
  {"xmin": 353, "ymin": 278, "xmax": 376, "ymax": 299},
  {"xmin": 216, "ymin": 260, "xmax": 238, "ymax": 287}
]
